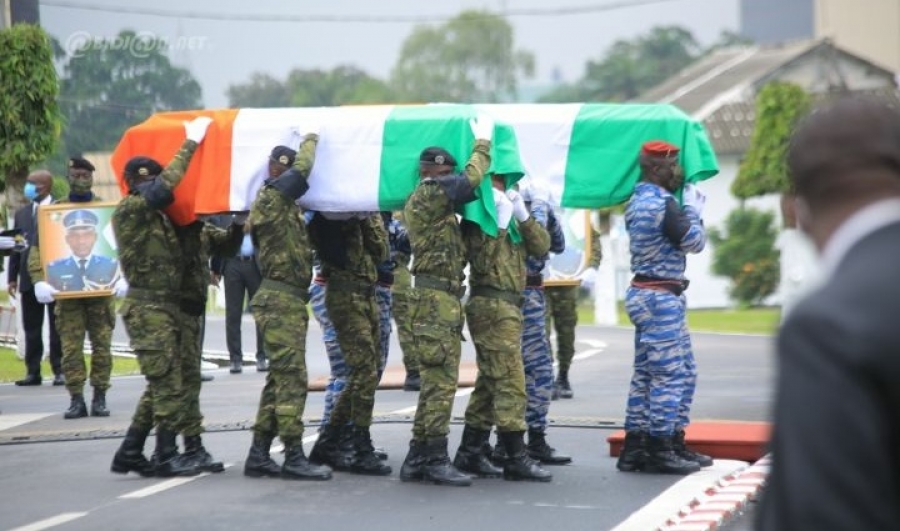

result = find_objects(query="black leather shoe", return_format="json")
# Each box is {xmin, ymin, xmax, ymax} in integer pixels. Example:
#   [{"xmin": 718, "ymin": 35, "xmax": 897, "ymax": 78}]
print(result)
[
  {"xmin": 53, "ymin": 374, "xmax": 65, "ymax": 386},
  {"xmin": 256, "ymin": 358, "xmax": 269, "ymax": 372},
  {"xmin": 15, "ymin": 375, "xmax": 42, "ymax": 386},
  {"xmin": 230, "ymin": 361, "xmax": 243, "ymax": 374}
]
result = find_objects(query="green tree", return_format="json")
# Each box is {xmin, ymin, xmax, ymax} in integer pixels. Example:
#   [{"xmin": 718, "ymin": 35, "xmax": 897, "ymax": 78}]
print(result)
[
  {"xmin": 709, "ymin": 207, "xmax": 780, "ymax": 307},
  {"xmin": 732, "ymin": 82, "xmax": 811, "ymax": 199},
  {"xmin": 0, "ymin": 24, "xmax": 63, "ymax": 212},
  {"xmin": 227, "ymin": 66, "xmax": 394, "ymax": 107},
  {"xmin": 390, "ymin": 10, "xmax": 535, "ymax": 102},
  {"xmin": 58, "ymin": 30, "xmax": 203, "ymax": 157}
]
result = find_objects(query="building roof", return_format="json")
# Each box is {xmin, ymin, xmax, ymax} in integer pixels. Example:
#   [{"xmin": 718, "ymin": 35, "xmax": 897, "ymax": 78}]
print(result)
[{"xmin": 635, "ymin": 38, "xmax": 900, "ymax": 154}]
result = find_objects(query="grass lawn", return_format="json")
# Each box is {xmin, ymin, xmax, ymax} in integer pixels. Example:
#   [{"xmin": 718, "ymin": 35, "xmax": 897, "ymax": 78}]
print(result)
[
  {"xmin": 578, "ymin": 300, "xmax": 781, "ymax": 335},
  {"xmin": 0, "ymin": 347, "xmax": 141, "ymax": 383}
]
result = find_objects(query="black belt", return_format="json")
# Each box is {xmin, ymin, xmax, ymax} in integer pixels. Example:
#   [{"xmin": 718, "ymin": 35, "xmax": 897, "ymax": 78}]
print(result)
[
  {"xmin": 470, "ymin": 285, "xmax": 524, "ymax": 307},
  {"xmin": 377, "ymin": 270, "xmax": 394, "ymax": 286},
  {"xmin": 631, "ymin": 275, "xmax": 689, "ymax": 296},
  {"xmin": 414, "ymin": 274, "xmax": 465, "ymax": 298},
  {"xmin": 233, "ymin": 255, "xmax": 255, "ymax": 262},
  {"xmin": 126, "ymin": 287, "xmax": 179, "ymax": 305},
  {"xmin": 326, "ymin": 278, "xmax": 376, "ymax": 297},
  {"xmin": 259, "ymin": 278, "xmax": 310, "ymax": 302},
  {"xmin": 525, "ymin": 274, "xmax": 543, "ymax": 288}
]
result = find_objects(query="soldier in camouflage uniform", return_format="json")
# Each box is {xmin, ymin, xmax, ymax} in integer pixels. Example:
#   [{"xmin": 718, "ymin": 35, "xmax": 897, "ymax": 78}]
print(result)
[
  {"xmin": 27, "ymin": 157, "xmax": 120, "ymax": 421},
  {"xmin": 307, "ymin": 211, "xmax": 391, "ymax": 476},
  {"xmin": 452, "ymin": 176, "xmax": 553, "ymax": 483},
  {"xmin": 388, "ymin": 211, "xmax": 419, "ymax": 391},
  {"xmin": 109, "ymin": 116, "xmax": 213, "ymax": 478},
  {"xmin": 242, "ymin": 131, "xmax": 332, "ymax": 481},
  {"xmin": 398, "ymin": 114, "xmax": 494, "ymax": 487},
  {"xmin": 616, "ymin": 140, "xmax": 709, "ymax": 476}
]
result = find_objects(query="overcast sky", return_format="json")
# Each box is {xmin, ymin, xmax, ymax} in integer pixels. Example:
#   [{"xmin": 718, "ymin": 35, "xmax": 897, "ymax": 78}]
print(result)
[{"xmin": 40, "ymin": 0, "xmax": 740, "ymax": 108}]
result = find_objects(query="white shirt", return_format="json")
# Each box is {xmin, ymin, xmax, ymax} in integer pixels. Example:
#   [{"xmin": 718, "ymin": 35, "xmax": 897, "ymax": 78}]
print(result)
[{"xmin": 820, "ymin": 198, "xmax": 900, "ymax": 279}]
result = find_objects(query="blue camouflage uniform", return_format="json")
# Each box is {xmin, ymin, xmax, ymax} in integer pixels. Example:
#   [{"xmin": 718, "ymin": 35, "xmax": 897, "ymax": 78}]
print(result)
[
  {"xmin": 623, "ymin": 181, "xmax": 705, "ymax": 438},
  {"xmin": 373, "ymin": 214, "xmax": 410, "ymax": 381},
  {"xmin": 521, "ymin": 200, "xmax": 565, "ymax": 430}
]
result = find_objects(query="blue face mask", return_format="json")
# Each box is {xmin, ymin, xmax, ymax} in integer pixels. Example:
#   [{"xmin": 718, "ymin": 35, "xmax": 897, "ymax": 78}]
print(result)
[{"xmin": 23, "ymin": 182, "xmax": 38, "ymax": 201}]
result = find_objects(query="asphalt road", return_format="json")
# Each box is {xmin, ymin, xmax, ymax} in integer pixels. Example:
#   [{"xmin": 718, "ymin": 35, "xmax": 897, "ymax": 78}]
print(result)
[{"xmin": 0, "ymin": 317, "xmax": 775, "ymax": 531}]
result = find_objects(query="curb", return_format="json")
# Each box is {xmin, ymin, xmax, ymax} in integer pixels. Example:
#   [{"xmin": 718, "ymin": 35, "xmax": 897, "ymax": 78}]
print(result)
[{"xmin": 656, "ymin": 454, "xmax": 770, "ymax": 531}]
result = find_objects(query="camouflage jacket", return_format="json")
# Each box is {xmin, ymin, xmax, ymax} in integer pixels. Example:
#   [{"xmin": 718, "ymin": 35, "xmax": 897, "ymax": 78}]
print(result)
[
  {"xmin": 404, "ymin": 139, "xmax": 491, "ymax": 283},
  {"xmin": 464, "ymin": 216, "xmax": 551, "ymax": 293},
  {"xmin": 176, "ymin": 220, "xmax": 243, "ymax": 307},
  {"xmin": 313, "ymin": 214, "xmax": 388, "ymax": 285}
]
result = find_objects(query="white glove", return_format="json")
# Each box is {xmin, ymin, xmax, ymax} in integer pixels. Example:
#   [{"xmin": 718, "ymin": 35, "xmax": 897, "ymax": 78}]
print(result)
[
  {"xmin": 0, "ymin": 236, "xmax": 16, "ymax": 250},
  {"xmin": 578, "ymin": 267, "xmax": 598, "ymax": 291},
  {"xmin": 493, "ymin": 188, "xmax": 513, "ymax": 230},
  {"xmin": 506, "ymin": 189, "xmax": 530, "ymax": 222},
  {"xmin": 113, "ymin": 277, "xmax": 129, "ymax": 298},
  {"xmin": 301, "ymin": 122, "xmax": 321, "ymax": 138},
  {"xmin": 184, "ymin": 116, "xmax": 214, "ymax": 143},
  {"xmin": 682, "ymin": 184, "xmax": 706, "ymax": 216},
  {"xmin": 34, "ymin": 281, "xmax": 58, "ymax": 304},
  {"xmin": 469, "ymin": 113, "xmax": 495, "ymax": 142}
]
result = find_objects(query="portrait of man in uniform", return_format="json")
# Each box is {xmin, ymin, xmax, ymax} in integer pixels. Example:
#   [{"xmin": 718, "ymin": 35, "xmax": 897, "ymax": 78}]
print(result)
[{"xmin": 40, "ymin": 207, "xmax": 121, "ymax": 295}]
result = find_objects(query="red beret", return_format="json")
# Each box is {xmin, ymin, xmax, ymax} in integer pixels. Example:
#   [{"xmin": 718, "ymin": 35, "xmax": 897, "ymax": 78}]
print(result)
[{"xmin": 640, "ymin": 140, "xmax": 680, "ymax": 158}]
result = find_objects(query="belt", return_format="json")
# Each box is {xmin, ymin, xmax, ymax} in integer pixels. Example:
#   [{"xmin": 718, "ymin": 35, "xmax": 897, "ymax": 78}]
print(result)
[
  {"xmin": 326, "ymin": 278, "xmax": 376, "ymax": 297},
  {"xmin": 631, "ymin": 275, "xmax": 689, "ymax": 296},
  {"xmin": 126, "ymin": 287, "xmax": 179, "ymax": 305},
  {"xmin": 525, "ymin": 274, "xmax": 543, "ymax": 288},
  {"xmin": 233, "ymin": 255, "xmax": 255, "ymax": 262},
  {"xmin": 413, "ymin": 274, "xmax": 465, "ymax": 298},
  {"xmin": 313, "ymin": 274, "xmax": 327, "ymax": 286},
  {"xmin": 469, "ymin": 285, "xmax": 524, "ymax": 307},
  {"xmin": 259, "ymin": 278, "xmax": 310, "ymax": 302},
  {"xmin": 377, "ymin": 270, "xmax": 394, "ymax": 287}
]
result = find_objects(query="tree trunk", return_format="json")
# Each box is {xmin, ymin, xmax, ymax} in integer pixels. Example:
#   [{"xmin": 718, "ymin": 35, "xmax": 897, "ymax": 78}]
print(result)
[{"xmin": 4, "ymin": 167, "xmax": 29, "ymax": 226}]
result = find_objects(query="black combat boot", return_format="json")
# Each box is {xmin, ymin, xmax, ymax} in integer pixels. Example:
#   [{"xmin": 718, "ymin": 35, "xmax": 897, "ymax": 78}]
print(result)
[
  {"xmin": 308, "ymin": 424, "xmax": 352, "ymax": 471},
  {"xmin": 673, "ymin": 429, "xmax": 713, "ymax": 467},
  {"xmin": 420, "ymin": 437, "xmax": 472, "ymax": 487},
  {"xmin": 154, "ymin": 428, "xmax": 201, "ymax": 477},
  {"xmin": 403, "ymin": 369, "xmax": 421, "ymax": 391},
  {"xmin": 183, "ymin": 434, "xmax": 225, "ymax": 473},
  {"xmin": 339, "ymin": 424, "xmax": 388, "ymax": 461},
  {"xmin": 90, "ymin": 389, "xmax": 110, "ymax": 417},
  {"xmin": 63, "ymin": 394, "xmax": 88, "ymax": 419},
  {"xmin": 616, "ymin": 431, "xmax": 648, "ymax": 472},
  {"xmin": 349, "ymin": 425, "xmax": 391, "ymax": 476},
  {"xmin": 527, "ymin": 428, "xmax": 572, "ymax": 465},
  {"xmin": 556, "ymin": 369, "xmax": 574, "ymax": 399},
  {"xmin": 645, "ymin": 434, "xmax": 702, "ymax": 475},
  {"xmin": 282, "ymin": 442, "xmax": 332, "ymax": 480},
  {"xmin": 111, "ymin": 426, "xmax": 155, "ymax": 477},
  {"xmin": 490, "ymin": 429, "xmax": 508, "ymax": 466},
  {"xmin": 453, "ymin": 425, "xmax": 503, "ymax": 478},
  {"xmin": 244, "ymin": 432, "xmax": 282, "ymax": 478},
  {"xmin": 499, "ymin": 430, "xmax": 553, "ymax": 482},
  {"xmin": 399, "ymin": 440, "xmax": 426, "ymax": 482}
]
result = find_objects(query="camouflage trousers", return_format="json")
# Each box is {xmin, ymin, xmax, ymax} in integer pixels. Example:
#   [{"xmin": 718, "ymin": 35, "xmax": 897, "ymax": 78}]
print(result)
[
  {"xmin": 251, "ymin": 288, "xmax": 310, "ymax": 447},
  {"xmin": 177, "ymin": 308, "xmax": 206, "ymax": 436},
  {"xmin": 326, "ymin": 287, "xmax": 380, "ymax": 428},
  {"xmin": 391, "ymin": 286, "xmax": 417, "ymax": 373},
  {"xmin": 623, "ymin": 286, "xmax": 697, "ymax": 437},
  {"xmin": 375, "ymin": 284, "xmax": 392, "ymax": 381},
  {"xmin": 521, "ymin": 288, "xmax": 553, "ymax": 431},
  {"xmin": 464, "ymin": 296, "xmax": 527, "ymax": 433},
  {"xmin": 309, "ymin": 282, "xmax": 346, "ymax": 426},
  {"xmin": 545, "ymin": 284, "xmax": 579, "ymax": 372},
  {"xmin": 55, "ymin": 296, "xmax": 114, "ymax": 397},
  {"xmin": 122, "ymin": 299, "xmax": 184, "ymax": 432},
  {"xmin": 409, "ymin": 287, "xmax": 464, "ymax": 441}
]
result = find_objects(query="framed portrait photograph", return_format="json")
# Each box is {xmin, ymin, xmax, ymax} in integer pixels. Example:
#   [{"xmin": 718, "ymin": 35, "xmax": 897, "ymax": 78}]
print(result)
[{"xmin": 37, "ymin": 201, "xmax": 122, "ymax": 299}]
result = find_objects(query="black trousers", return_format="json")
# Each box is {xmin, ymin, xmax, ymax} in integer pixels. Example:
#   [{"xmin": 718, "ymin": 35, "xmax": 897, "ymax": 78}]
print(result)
[
  {"xmin": 223, "ymin": 257, "xmax": 265, "ymax": 363},
  {"xmin": 21, "ymin": 288, "xmax": 62, "ymax": 377}
]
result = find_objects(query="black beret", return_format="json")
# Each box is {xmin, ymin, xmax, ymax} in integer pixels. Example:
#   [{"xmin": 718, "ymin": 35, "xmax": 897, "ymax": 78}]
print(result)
[
  {"xmin": 270, "ymin": 145, "xmax": 296, "ymax": 166},
  {"xmin": 68, "ymin": 156, "xmax": 95, "ymax": 172},
  {"xmin": 124, "ymin": 156, "xmax": 163, "ymax": 178},
  {"xmin": 63, "ymin": 209, "xmax": 99, "ymax": 230},
  {"xmin": 419, "ymin": 147, "xmax": 456, "ymax": 167}
]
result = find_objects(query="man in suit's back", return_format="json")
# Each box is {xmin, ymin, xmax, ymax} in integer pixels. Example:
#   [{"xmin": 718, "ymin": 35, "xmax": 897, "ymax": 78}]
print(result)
[
  {"xmin": 756, "ymin": 97, "xmax": 900, "ymax": 529},
  {"xmin": 8, "ymin": 170, "xmax": 63, "ymax": 386}
]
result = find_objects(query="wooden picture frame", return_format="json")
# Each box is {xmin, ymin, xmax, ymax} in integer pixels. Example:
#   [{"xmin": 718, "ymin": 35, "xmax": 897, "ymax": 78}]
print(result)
[
  {"xmin": 544, "ymin": 208, "xmax": 592, "ymax": 287},
  {"xmin": 37, "ymin": 201, "xmax": 121, "ymax": 299}
]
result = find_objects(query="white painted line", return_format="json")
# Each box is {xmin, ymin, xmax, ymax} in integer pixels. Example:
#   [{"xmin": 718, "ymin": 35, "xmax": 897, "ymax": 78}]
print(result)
[
  {"xmin": 390, "ymin": 386, "xmax": 473, "ymax": 416},
  {"xmin": 0, "ymin": 413, "xmax": 52, "ymax": 432},
  {"xmin": 609, "ymin": 459, "xmax": 747, "ymax": 531},
  {"xmin": 117, "ymin": 464, "xmax": 234, "ymax": 499},
  {"xmin": 572, "ymin": 349, "xmax": 602, "ymax": 361},
  {"xmin": 8, "ymin": 512, "xmax": 88, "ymax": 531},
  {"xmin": 577, "ymin": 339, "xmax": 607, "ymax": 349}
]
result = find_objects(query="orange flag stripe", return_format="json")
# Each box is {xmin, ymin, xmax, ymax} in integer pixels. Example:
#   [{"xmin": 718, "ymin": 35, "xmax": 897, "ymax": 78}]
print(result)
[{"xmin": 110, "ymin": 109, "xmax": 239, "ymax": 225}]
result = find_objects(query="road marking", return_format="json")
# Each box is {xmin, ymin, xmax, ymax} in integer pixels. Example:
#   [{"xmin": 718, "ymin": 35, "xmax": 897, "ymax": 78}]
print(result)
[
  {"xmin": 572, "ymin": 349, "xmax": 602, "ymax": 361},
  {"xmin": 577, "ymin": 339, "xmax": 607, "ymax": 349},
  {"xmin": 118, "ymin": 464, "xmax": 233, "ymax": 499},
  {"xmin": 0, "ymin": 413, "xmax": 52, "ymax": 432},
  {"xmin": 609, "ymin": 459, "xmax": 747, "ymax": 531},
  {"xmin": 390, "ymin": 386, "xmax": 474, "ymax": 416},
  {"xmin": 8, "ymin": 512, "xmax": 88, "ymax": 531}
]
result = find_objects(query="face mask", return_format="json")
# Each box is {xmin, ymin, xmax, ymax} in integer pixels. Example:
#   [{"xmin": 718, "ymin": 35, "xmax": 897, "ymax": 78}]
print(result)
[
  {"xmin": 68, "ymin": 174, "xmax": 93, "ymax": 194},
  {"xmin": 23, "ymin": 182, "xmax": 38, "ymax": 201}
]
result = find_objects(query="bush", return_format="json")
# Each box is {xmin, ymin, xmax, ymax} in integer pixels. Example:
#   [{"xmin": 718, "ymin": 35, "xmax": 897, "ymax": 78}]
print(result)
[{"xmin": 709, "ymin": 207, "xmax": 780, "ymax": 307}]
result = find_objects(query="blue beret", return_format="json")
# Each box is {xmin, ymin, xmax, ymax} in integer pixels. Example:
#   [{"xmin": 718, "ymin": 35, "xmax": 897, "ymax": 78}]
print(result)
[{"xmin": 63, "ymin": 209, "xmax": 99, "ymax": 231}]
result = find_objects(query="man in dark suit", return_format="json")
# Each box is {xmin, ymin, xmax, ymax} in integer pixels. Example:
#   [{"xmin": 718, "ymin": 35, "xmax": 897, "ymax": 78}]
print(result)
[
  {"xmin": 756, "ymin": 97, "xmax": 900, "ymax": 530},
  {"xmin": 46, "ymin": 209, "xmax": 120, "ymax": 292},
  {"xmin": 8, "ymin": 170, "xmax": 63, "ymax": 386}
]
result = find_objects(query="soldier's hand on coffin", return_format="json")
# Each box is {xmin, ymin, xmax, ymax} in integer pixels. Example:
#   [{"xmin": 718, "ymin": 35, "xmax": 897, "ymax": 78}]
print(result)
[
  {"xmin": 493, "ymin": 188, "xmax": 513, "ymax": 230},
  {"xmin": 184, "ymin": 116, "xmax": 214, "ymax": 143},
  {"xmin": 301, "ymin": 122, "xmax": 321, "ymax": 139},
  {"xmin": 469, "ymin": 113, "xmax": 495, "ymax": 142},
  {"xmin": 682, "ymin": 183, "xmax": 706, "ymax": 216},
  {"xmin": 506, "ymin": 189, "xmax": 530, "ymax": 222}
]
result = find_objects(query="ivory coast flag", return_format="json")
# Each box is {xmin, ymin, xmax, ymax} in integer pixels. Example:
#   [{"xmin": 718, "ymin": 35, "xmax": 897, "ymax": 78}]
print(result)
[{"xmin": 111, "ymin": 102, "xmax": 718, "ymax": 228}]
